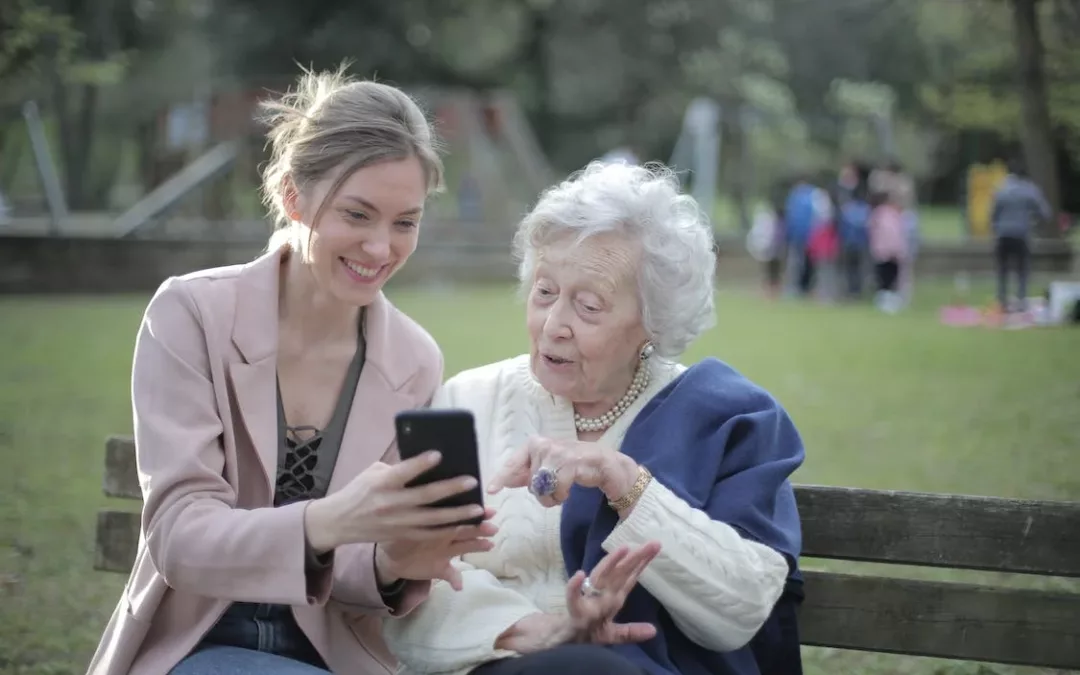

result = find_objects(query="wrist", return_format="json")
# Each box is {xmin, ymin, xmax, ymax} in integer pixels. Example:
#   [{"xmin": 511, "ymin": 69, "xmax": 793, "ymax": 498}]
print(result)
[
  {"xmin": 601, "ymin": 454, "xmax": 640, "ymax": 501},
  {"xmin": 373, "ymin": 544, "xmax": 400, "ymax": 587},
  {"xmin": 303, "ymin": 497, "xmax": 343, "ymax": 555},
  {"xmin": 607, "ymin": 462, "xmax": 653, "ymax": 517},
  {"xmin": 494, "ymin": 612, "xmax": 574, "ymax": 652}
]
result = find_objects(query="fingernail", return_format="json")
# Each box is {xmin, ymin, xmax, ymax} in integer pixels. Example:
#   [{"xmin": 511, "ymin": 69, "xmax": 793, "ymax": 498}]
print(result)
[
  {"xmin": 462, "ymin": 477, "xmax": 478, "ymax": 489},
  {"xmin": 471, "ymin": 505, "xmax": 485, "ymax": 515},
  {"xmin": 426, "ymin": 450, "xmax": 442, "ymax": 463}
]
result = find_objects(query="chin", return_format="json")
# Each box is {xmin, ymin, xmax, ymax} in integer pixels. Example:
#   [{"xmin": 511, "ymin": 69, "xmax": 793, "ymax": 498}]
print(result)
[{"xmin": 530, "ymin": 355, "xmax": 576, "ymax": 398}]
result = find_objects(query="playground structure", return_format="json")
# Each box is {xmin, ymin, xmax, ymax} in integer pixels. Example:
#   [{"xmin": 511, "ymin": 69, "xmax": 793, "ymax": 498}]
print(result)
[
  {"xmin": 3, "ymin": 84, "xmax": 554, "ymax": 244},
  {"xmin": 1, "ymin": 90, "xmax": 1073, "ymax": 295}
]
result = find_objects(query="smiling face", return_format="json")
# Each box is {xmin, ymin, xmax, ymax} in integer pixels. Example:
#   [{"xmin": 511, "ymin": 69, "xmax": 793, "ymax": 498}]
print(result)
[
  {"xmin": 525, "ymin": 232, "xmax": 649, "ymax": 415},
  {"xmin": 288, "ymin": 156, "xmax": 427, "ymax": 307}
]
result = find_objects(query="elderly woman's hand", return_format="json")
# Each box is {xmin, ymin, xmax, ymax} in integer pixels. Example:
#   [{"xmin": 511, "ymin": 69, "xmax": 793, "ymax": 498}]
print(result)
[
  {"xmin": 487, "ymin": 436, "xmax": 641, "ymax": 507},
  {"xmin": 566, "ymin": 542, "xmax": 661, "ymax": 645},
  {"xmin": 494, "ymin": 542, "xmax": 660, "ymax": 654}
]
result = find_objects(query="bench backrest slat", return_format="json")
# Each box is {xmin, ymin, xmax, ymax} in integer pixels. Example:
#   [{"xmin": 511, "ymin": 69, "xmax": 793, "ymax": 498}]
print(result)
[
  {"xmin": 104, "ymin": 435, "xmax": 141, "ymax": 500},
  {"xmin": 95, "ymin": 510, "xmax": 140, "ymax": 573},
  {"xmin": 797, "ymin": 484, "xmax": 1080, "ymax": 577},
  {"xmin": 800, "ymin": 570, "xmax": 1080, "ymax": 669}
]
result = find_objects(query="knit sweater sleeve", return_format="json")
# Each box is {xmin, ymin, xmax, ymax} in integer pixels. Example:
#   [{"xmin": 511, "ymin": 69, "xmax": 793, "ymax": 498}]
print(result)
[{"xmin": 601, "ymin": 478, "xmax": 789, "ymax": 651}]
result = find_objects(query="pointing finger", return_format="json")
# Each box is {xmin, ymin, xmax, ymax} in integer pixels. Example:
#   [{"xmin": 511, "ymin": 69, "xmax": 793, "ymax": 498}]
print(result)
[{"xmin": 487, "ymin": 447, "xmax": 532, "ymax": 493}]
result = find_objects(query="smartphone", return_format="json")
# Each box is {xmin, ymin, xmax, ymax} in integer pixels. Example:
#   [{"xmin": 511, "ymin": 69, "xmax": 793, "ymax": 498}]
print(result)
[{"xmin": 395, "ymin": 408, "xmax": 484, "ymax": 526}]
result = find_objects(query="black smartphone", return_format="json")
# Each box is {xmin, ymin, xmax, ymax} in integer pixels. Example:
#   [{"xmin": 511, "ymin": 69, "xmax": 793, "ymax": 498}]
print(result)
[{"xmin": 395, "ymin": 408, "xmax": 484, "ymax": 526}]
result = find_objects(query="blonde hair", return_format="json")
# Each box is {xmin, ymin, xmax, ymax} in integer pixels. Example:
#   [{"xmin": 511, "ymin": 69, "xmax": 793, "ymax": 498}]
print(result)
[{"xmin": 258, "ymin": 64, "xmax": 444, "ymax": 249}]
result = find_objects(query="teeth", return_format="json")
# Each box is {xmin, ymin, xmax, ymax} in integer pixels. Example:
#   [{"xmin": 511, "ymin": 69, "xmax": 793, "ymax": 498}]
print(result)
[{"xmin": 343, "ymin": 259, "xmax": 379, "ymax": 278}]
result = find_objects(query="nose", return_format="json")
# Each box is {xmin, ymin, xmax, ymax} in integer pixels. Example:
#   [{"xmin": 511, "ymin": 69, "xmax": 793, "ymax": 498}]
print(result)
[
  {"xmin": 542, "ymin": 298, "xmax": 573, "ymax": 340},
  {"xmin": 360, "ymin": 228, "xmax": 391, "ymax": 262}
]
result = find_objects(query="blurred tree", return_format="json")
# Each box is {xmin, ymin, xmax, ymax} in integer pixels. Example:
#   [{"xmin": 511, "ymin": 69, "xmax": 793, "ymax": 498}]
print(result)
[
  {"xmin": 0, "ymin": 0, "xmax": 201, "ymax": 208},
  {"xmin": 914, "ymin": 0, "xmax": 1073, "ymax": 229},
  {"xmin": 1010, "ymin": 0, "xmax": 1061, "ymax": 224}
]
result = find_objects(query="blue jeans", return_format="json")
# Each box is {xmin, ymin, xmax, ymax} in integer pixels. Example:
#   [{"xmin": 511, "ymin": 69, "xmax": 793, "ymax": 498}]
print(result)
[
  {"xmin": 170, "ymin": 646, "xmax": 331, "ymax": 674},
  {"xmin": 171, "ymin": 602, "xmax": 328, "ymax": 674}
]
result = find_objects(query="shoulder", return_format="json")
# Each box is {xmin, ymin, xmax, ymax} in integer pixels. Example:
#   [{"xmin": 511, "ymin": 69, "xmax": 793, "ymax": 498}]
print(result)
[
  {"xmin": 144, "ymin": 261, "xmax": 250, "ymax": 321},
  {"xmin": 641, "ymin": 358, "xmax": 804, "ymax": 468},
  {"xmin": 668, "ymin": 358, "xmax": 782, "ymax": 419},
  {"xmin": 437, "ymin": 354, "xmax": 530, "ymax": 408}
]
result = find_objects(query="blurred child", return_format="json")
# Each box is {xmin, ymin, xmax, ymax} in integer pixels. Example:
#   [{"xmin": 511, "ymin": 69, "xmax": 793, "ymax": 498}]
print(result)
[
  {"xmin": 747, "ymin": 201, "xmax": 786, "ymax": 298},
  {"xmin": 807, "ymin": 194, "xmax": 840, "ymax": 302},
  {"xmin": 839, "ymin": 188, "xmax": 871, "ymax": 298},
  {"xmin": 868, "ymin": 190, "xmax": 908, "ymax": 313}
]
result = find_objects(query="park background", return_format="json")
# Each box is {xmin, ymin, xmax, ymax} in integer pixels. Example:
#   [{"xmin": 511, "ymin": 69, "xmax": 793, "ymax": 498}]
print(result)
[{"xmin": 1, "ymin": 1, "xmax": 1079, "ymax": 674}]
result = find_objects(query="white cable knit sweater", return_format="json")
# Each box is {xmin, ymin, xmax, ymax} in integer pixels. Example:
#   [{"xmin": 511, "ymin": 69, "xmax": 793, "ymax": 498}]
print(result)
[{"xmin": 382, "ymin": 355, "xmax": 789, "ymax": 675}]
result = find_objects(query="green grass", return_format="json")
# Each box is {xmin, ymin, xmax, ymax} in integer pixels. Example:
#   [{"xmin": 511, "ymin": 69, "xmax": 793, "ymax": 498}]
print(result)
[{"xmin": 1, "ymin": 279, "xmax": 1078, "ymax": 674}]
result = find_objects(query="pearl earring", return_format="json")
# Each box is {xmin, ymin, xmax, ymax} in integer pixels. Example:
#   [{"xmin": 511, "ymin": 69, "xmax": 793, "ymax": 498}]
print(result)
[{"xmin": 639, "ymin": 342, "xmax": 655, "ymax": 360}]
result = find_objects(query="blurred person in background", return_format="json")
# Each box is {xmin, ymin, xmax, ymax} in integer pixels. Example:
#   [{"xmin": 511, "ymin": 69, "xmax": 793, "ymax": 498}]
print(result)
[
  {"xmin": 783, "ymin": 173, "xmax": 819, "ymax": 297},
  {"xmin": 867, "ymin": 189, "xmax": 908, "ymax": 314},
  {"xmin": 991, "ymin": 156, "xmax": 1052, "ymax": 312},
  {"xmin": 838, "ymin": 183, "xmax": 872, "ymax": 299},
  {"xmin": 87, "ymin": 67, "xmax": 496, "ymax": 675},
  {"xmin": 807, "ymin": 190, "xmax": 840, "ymax": 303},
  {"xmin": 383, "ymin": 161, "xmax": 806, "ymax": 675},
  {"xmin": 888, "ymin": 160, "xmax": 920, "ymax": 307},
  {"xmin": 746, "ymin": 190, "xmax": 786, "ymax": 299}
]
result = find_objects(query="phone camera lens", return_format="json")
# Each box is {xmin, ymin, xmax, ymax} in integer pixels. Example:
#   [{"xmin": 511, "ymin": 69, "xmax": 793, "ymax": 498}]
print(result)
[{"xmin": 402, "ymin": 422, "xmax": 411, "ymax": 435}]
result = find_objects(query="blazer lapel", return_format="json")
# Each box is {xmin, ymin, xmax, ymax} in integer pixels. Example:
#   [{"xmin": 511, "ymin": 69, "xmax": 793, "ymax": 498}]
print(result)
[
  {"xmin": 328, "ymin": 293, "xmax": 417, "ymax": 494},
  {"xmin": 229, "ymin": 246, "xmax": 285, "ymax": 496}
]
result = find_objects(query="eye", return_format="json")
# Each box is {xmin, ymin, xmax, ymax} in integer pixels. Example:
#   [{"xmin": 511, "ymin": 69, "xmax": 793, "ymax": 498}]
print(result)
[
  {"xmin": 345, "ymin": 210, "xmax": 369, "ymax": 222},
  {"xmin": 395, "ymin": 220, "xmax": 418, "ymax": 229}
]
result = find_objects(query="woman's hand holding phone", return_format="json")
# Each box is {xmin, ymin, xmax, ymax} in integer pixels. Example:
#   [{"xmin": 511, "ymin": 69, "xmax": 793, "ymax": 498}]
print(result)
[
  {"xmin": 304, "ymin": 450, "xmax": 497, "ymax": 555},
  {"xmin": 373, "ymin": 511, "xmax": 496, "ymax": 590}
]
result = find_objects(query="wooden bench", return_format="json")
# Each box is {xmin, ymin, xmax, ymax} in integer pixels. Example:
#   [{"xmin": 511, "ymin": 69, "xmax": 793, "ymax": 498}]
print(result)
[{"xmin": 96, "ymin": 434, "xmax": 1080, "ymax": 670}]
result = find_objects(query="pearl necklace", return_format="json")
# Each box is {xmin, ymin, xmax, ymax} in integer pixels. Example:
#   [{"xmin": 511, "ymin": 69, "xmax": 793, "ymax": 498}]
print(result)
[{"xmin": 573, "ymin": 360, "xmax": 650, "ymax": 433}]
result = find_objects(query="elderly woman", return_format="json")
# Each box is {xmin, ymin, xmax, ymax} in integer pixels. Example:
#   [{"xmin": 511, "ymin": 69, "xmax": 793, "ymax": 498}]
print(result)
[{"xmin": 383, "ymin": 162, "xmax": 805, "ymax": 675}]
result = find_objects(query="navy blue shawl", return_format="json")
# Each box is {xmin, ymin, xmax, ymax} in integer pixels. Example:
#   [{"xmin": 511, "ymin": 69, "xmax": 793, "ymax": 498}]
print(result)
[{"xmin": 560, "ymin": 358, "xmax": 805, "ymax": 675}]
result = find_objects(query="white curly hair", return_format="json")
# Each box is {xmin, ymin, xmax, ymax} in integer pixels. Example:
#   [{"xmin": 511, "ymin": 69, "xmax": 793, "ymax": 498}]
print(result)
[{"xmin": 513, "ymin": 160, "xmax": 717, "ymax": 359}]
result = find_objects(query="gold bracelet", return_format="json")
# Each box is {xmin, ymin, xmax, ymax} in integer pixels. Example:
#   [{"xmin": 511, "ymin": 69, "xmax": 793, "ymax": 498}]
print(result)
[{"xmin": 607, "ymin": 465, "xmax": 652, "ymax": 512}]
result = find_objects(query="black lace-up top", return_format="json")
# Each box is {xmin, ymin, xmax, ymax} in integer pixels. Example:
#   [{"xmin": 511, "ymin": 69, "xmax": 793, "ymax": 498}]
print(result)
[{"xmin": 274, "ymin": 323, "xmax": 366, "ymax": 506}]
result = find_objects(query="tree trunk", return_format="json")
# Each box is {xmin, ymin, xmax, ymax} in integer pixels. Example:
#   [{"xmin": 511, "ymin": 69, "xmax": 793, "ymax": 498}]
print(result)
[
  {"xmin": 1011, "ymin": 0, "xmax": 1061, "ymax": 236},
  {"xmin": 721, "ymin": 103, "xmax": 752, "ymax": 233},
  {"xmin": 525, "ymin": 5, "xmax": 553, "ymax": 152}
]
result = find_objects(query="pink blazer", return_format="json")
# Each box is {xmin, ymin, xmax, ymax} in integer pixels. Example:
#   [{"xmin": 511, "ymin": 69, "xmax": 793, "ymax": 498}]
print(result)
[{"xmin": 87, "ymin": 245, "xmax": 444, "ymax": 675}]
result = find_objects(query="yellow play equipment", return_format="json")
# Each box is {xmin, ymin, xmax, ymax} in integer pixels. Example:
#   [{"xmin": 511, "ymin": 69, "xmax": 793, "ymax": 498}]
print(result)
[{"xmin": 966, "ymin": 160, "xmax": 1008, "ymax": 238}]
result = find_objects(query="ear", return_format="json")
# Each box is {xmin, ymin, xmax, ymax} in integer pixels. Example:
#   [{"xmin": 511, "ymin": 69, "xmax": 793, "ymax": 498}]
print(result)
[{"xmin": 281, "ymin": 175, "xmax": 300, "ymax": 218}]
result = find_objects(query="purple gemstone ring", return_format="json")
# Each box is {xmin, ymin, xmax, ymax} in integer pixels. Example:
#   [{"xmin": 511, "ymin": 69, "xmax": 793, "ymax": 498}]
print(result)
[{"xmin": 528, "ymin": 466, "xmax": 559, "ymax": 498}]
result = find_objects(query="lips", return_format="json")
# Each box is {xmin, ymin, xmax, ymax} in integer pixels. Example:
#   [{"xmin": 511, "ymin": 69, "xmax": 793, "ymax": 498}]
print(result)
[
  {"xmin": 542, "ymin": 353, "xmax": 573, "ymax": 365},
  {"xmin": 341, "ymin": 257, "xmax": 381, "ymax": 278}
]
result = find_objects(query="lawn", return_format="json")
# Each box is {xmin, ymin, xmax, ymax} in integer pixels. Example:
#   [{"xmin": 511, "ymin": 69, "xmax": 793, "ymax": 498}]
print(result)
[{"xmin": 1, "ymin": 278, "xmax": 1077, "ymax": 675}]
